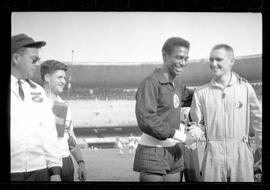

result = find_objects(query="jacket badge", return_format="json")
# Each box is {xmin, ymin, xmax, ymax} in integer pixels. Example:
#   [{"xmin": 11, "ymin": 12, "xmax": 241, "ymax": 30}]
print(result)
[
  {"xmin": 235, "ymin": 101, "xmax": 243, "ymax": 108},
  {"xmin": 32, "ymin": 95, "xmax": 43, "ymax": 103},
  {"xmin": 173, "ymin": 94, "xmax": 180, "ymax": 108}
]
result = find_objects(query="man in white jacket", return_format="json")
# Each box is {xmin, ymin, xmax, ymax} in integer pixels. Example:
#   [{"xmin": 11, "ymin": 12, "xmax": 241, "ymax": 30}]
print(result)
[
  {"xmin": 11, "ymin": 34, "xmax": 62, "ymax": 181},
  {"xmin": 190, "ymin": 44, "xmax": 262, "ymax": 182}
]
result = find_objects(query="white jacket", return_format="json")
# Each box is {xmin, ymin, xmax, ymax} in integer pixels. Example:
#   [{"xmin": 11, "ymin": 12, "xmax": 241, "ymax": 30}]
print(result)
[{"xmin": 10, "ymin": 75, "xmax": 62, "ymax": 173}]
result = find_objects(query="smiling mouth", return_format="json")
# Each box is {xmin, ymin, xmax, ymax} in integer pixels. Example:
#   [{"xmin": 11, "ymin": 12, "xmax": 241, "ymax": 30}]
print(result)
[
  {"xmin": 174, "ymin": 66, "xmax": 183, "ymax": 72},
  {"xmin": 210, "ymin": 66, "xmax": 219, "ymax": 71},
  {"xmin": 58, "ymin": 85, "xmax": 64, "ymax": 88}
]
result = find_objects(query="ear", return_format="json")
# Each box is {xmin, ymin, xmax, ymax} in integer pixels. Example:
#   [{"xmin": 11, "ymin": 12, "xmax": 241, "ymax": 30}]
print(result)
[
  {"xmin": 230, "ymin": 57, "xmax": 235, "ymax": 67},
  {"xmin": 44, "ymin": 73, "xmax": 51, "ymax": 83},
  {"xmin": 11, "ymin": 53, "xmax": 20, "ymax": 66},
  {"xmin": 162, "ymin": 50, "xmax": 167, "ymax": 62}
]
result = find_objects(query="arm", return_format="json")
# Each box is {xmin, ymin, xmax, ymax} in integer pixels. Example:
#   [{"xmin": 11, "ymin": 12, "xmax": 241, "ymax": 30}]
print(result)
[
  {"xmin": 70, "ymin": 144, "xmax": 87, "ymax": 181},
  {"xmin": 189, "ymin": 90, "xmax": 206, "ymax": 135},
  {"xmin": 247, "ymin": 84, "xmax": 262, "ymax": 148},
  {"xmin": 42, "ymin": 100, "xmax": 62, "ymax": 181},
  {"xmin": 135, "ymin": 79, "xmax": 175, "ymax": 140},
  {"xmin": 181, "ymin": 85, "xmax": 195, "ymax": 107},
  {"xmin": 66, "ymin": 107, "xmax": 87, "ymax": 181}
]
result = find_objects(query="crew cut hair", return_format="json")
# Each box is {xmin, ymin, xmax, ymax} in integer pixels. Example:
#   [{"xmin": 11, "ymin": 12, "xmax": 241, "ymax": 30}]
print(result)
[{"xmin": 212, "ymin": 44, "xmax": 234, "ymax": 56}]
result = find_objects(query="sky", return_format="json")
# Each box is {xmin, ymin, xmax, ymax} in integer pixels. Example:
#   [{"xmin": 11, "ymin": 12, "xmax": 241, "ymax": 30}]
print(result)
[{"xmin": 12, "ymin": 12, "xmax": 262, "ymax": 65}]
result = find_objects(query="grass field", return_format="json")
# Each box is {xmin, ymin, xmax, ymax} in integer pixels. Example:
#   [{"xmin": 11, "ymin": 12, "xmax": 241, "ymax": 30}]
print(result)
[
  {"xmin": 72, "ymin": 144, "xmax": 260, "ymax": 182},
  {"xmin": 72, "ymin": 148, "xmax": 139, "ymax": 181}
]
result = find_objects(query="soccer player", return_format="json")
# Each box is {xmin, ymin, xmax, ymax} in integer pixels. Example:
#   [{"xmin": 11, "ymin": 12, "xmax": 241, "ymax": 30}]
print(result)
[{"xmin": 133, "ymin": 37, "xmax": 201, "ymax": 182}]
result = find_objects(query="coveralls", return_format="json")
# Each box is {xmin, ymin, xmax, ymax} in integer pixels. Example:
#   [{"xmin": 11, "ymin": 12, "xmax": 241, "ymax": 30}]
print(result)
[{"xmin": 190, "ymin": 72, "xmax": 262, "ymax": 182}]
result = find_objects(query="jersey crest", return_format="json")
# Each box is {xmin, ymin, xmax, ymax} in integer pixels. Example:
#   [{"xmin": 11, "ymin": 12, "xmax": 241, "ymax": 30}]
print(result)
[{"xmin": 173, "ymin": 93, "xmax": 180, "ymax": 108}]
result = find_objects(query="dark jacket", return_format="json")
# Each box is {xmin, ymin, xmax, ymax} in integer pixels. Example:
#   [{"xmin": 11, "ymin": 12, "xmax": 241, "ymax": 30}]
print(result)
[{"xmin": 135, "ymin": 68, "xmax": 193, "ymax": 140}]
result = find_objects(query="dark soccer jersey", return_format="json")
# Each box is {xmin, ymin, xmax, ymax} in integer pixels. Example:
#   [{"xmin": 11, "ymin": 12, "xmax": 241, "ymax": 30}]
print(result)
[{"xmin": 135, "ymin": 68, "xmax": 193, "ymax": 140}]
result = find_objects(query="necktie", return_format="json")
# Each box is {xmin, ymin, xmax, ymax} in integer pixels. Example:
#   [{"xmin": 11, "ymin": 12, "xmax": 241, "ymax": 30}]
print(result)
[{"xmin": 18, "ymin": 80, "xmax": 24, "ymax": 100}]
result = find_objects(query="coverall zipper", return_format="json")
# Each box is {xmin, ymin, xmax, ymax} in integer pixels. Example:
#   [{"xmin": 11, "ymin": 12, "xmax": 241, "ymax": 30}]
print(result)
[{"xmin": 222, "ymin": 88, "xmax": 228, "ymax": 181}]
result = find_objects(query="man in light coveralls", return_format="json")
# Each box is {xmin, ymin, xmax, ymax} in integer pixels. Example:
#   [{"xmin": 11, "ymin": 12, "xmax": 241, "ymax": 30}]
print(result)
[{"xmin": 190, "ymin": 44, "xmax": 262, "ymax": 182}]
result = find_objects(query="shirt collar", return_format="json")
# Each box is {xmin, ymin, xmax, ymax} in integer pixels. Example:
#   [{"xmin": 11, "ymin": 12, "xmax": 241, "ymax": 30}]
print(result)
[
  {"xmin": 11, "ymin": 75, "xmax": 25, "ymax": 87},
  {"xmin": 210, "ymin": 72, "xmax": 238, "ymax": 88},
  {"xmin": 11, "ymin": 75, "xmax": 18, "ymax": 85},
  {"xmin": 153, "ymin": 68, "xmax": 173, "ymax": 84}
]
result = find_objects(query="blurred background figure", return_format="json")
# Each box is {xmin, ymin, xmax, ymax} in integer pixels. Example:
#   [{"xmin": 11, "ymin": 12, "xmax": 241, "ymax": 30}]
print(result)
[
  {"xmin": 127, "ymin": 133, "xmax": 138, "ymax": 154},
  {"xmin": 116, "ymin": 137, "xmax": 124, "ymax": 155}
]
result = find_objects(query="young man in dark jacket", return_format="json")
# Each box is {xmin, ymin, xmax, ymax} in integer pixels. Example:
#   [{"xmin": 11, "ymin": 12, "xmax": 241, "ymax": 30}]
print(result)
[{"xmin": 133, "ymin": 37, "xmax": 199, "ymax": 182}]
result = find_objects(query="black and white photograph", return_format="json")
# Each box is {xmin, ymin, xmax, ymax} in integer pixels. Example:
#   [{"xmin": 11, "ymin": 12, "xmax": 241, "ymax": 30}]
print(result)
[{"xmin": 11, "ymin": 12, "xmax": 262, "ymax": 182}]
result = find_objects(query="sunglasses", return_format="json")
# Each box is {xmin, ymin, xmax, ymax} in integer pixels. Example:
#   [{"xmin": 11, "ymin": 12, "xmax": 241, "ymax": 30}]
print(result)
[{"xmin": 30, "ymin": 56, "xmax": 40, "ymax": 64}]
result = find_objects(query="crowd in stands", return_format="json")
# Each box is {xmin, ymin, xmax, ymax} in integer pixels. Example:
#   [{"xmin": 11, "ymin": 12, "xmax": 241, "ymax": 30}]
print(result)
[
  {"xmin": 61, "ymin": 87, "xmax": 137, "ymax": 100},
  {"xmin": 61, "ymin": 83, "xmax": 261, "ymax": 101}
]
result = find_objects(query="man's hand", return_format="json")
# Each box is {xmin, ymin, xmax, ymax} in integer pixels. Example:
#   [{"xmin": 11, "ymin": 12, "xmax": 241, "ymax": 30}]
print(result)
[
  {"xmin": 77, "ymin": 162, "xmax": 87, "ymax": 181},
  {"xmin": 188, "ymin": 124, "xmax": 204, "ymax": 140},
  {"xmin": 50, "ymin": 174, "xmax": 61, "ymax": 181},
  {"xmin": 179, "ymin": 122, "xmax": 186, "ymax": 132},
  {"xmin": 184, "ymin": 132, "xmax": 197, "ymax": 146},
  {"xmin": 185, "ymin": 142, "xmax": 197, "ymax": 150}
]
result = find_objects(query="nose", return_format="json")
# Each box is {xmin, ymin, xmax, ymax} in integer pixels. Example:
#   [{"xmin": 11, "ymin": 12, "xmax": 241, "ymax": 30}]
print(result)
[
  {"xmin": 210, "ymin": 59, "xmax": 218, "ymax": 66},
  {"xmin": 179, "ymin": 59, "xmax": 186, "ymax": 67},
  {"xmin": 62, "ymin": 78, "xmax": 66, "ymax": 84}
]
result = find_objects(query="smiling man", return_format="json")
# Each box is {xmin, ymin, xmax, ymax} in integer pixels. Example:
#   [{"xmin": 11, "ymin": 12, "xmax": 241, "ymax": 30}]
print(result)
[
  {"xmin": 40, "ymin": 60, "xmax": 87, "ymax": 181},
  {"xmin": 133, "ymin": 37, "xmax": 197, "ymax": 182},
  {"xmin": 190, "ymin": 44, "xmax": 262, "ymax": 182}
]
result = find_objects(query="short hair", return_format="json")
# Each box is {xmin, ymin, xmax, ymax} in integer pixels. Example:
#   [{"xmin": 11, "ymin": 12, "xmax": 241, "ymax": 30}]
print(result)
[
  {"xmin": 211, "ymin": 44, "xmax": 234, "ymax": 57},
  {"xmin": 162, "ymin": 37, "xmax": 190, "ymax": 55},
  {"xmin": 40, "ymin": 59, "xmax": 67, "ymax": 81}
]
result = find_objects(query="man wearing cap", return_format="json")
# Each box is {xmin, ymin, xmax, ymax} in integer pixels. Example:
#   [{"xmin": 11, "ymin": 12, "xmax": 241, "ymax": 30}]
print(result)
[
  {"xmin": 40, "ymin": 60, "xmax": 87, "ymax": 181},
  {"xmin": 11, "ymin": 33, "xmax": 62, "ymax": 181}
]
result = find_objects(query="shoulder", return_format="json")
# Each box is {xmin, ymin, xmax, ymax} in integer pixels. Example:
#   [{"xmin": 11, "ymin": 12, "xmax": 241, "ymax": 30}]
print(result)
[
  {"xmin": 232, "ymin": 72, "xmax": 254, "ymax": 92},
  {"xmin": 27, "ymin": 80, "xmax": 46, "ymax": 95},
  {"xmin": 194, "ymin": 83, "xmax": 211, "ymax": 94},
  {"xmin": 139, "ymin": 72, "xmax": 159, "ymax": 89},
  {"xmin": 233, "ymin": 72, "xmax": 249, "ymax": 84}
]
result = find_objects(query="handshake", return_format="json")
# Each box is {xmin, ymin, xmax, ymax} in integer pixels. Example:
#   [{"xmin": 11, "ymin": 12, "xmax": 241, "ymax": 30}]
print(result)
[
  {"xmin": 185, "ymin": 123, "xmax": 205, "ymax": 149},
  {"xmin": 173, "ymin": 122, "xmax": 205, "ymax": 150}
]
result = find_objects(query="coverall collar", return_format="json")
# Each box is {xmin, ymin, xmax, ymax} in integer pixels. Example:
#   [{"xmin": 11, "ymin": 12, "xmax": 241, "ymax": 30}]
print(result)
[{"xmin": 210, "ymin": 72, "xmax": 239, "ymax": 89}]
